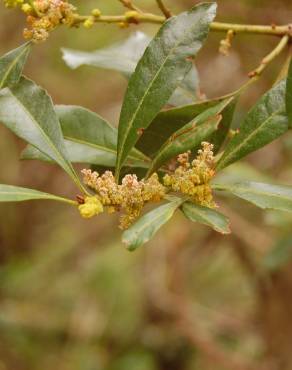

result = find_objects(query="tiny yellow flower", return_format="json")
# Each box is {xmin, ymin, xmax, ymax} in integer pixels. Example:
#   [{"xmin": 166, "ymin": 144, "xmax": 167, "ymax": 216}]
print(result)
[
  {"xmin": 83, "ymin": 18, "xmax": 94, "ymax": 29},
  {"xmin": 78, "ymin": 196, "xmax": 104, "ymax": 219},
  {"xmin": 21, "ymin": 3, "xmax": 33, "ymax": 14}
]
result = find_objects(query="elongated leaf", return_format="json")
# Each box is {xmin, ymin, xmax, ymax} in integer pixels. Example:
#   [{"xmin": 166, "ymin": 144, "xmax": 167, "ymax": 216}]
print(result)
[
  {"xmin": 181, "ymin": 202, "xmax": 230, "ymax": 234},
  {"xmin": 136, "ymin": 98, "xmax": 224, "ymax": 157},
  {"xmin": 168, "ymin": 66, "xmax": 200, "ymax": 106},
  {"xmin": 148, "ymin": 116, "xmax": 220, "ymax": 175},
  {"xmin": 213, "ymin": 181, "xmax": 292, "ymax": 212},
  {"xmin": 286, "ymin": 57, "xmax": 292, "ymax": 127},
  {"xmin": 62, "ymin": 32, "xmax": 199, "ymax": 107},
  {"xmin": 0, "ymin": 184, "xmax": 74, "ymax": 204},
  {"xmin": 22, "ymin": 105, "xmax": 150, "ymax": 168},
  {"xmin": 22, "ymin": 140, "xmax": 119, "ymax": 166},
  {"xmin": 62, "ymin": 32, "xmax": 151, "ymax": 76},
  {"xmin": 147, "ymin": 98, "xmax": 233, "ymax": 175},
  {"xmin": 209, "ymin": 97, "xmax": 237, "ymax": 153},
  {"xmin": 122, "ymin": 198, "xmax": 184, "ymax": 251},
  {"xmin": 22, "ymin": 140, "xmax": 149, "ymax": 168},
  {"xmin": 0, "ymin": 77, "xmax": 82, "ymax": 189},
  {"xmin": 116, "ymin": 3, "xmax": 217, "ymax": 178},
  {"xmin": 0, "ymin": 43, "xmax": 31, "ymax": 89},
  {"xmin": 217, "ymin": 80, "xmax": 288, "ymax": 170}
]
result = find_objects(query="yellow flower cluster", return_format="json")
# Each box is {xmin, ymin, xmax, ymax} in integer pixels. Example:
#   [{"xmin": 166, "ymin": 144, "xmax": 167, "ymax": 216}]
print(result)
[
  {"xmin": 21, "ymin": 0, "xmax": 76, "ymax": 42},
  {"xmin": 79, "ymin": 142, "xmax": 216, "ymax": 228},
  {"xmin": 163, "ymin": 142, "xmax": 216, "ymax": 208},
  {"xmin": 81, "ymin": 170, "xmax": 165, "ymax": 229}
]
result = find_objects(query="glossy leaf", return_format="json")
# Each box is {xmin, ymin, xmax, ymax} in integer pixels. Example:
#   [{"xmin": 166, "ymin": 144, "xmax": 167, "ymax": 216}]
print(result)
[
  {"xmin": 0, "ymin": 77, "xmax": 82, "ymax": 189},
  {"xmin": 116, "ymin": 3, "xmax": 217, "ymax": 178},
  {"xmin": 213, "ymin": 181, "xmax": 292, "ymax": 212},
  {"xmin": 22, "ymin": 105, "xmax": 150, "ymax": 168},
  {"xmin": 122, "ymin": 198, "xmax": 184, "ymax": 251},
  {"xmin": 217, "ymin": 80, "xmax": 288, "ymax": 170},
  {"xmin": 62, "ymin": 32, "xmax": 151, "ymax": 76},
  {"xmin": 62, "ymin": 32, "xmax": 199, "ymax": 107},
  {"xmin": 147, "ymin": 98, "xmax": 233, "ymax": 175},
  {"xmin": 181, "ymin": 202, "xmax": 230, "ymax": 234},
  {"xmin": 0, "ymin": 184, "xmax": 75, "ymax": 204},
  {"xmin": 0, "ymin": 43, "xmax": 31, "ymax": 90},
  {"xmin": 286, "ymin": 57, "xmax": 292, "ymax": 127},
  {"xmin": 168, "ymin": 66, "xmax": 200, "ymax": 106},
  {"xmin": 209, "ymin": 97, "xmax": 237, "ymax": 153},
  {"xmin": 136, "ymin": 98, "xmax": 224, "ymax": 157}
]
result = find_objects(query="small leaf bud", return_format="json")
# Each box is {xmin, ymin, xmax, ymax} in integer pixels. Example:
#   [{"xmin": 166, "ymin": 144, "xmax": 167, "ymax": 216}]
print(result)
[
  {"xmin": 91, "ymin": 8, "xmax": 101, "ymax": 17},
  {"xmin": 124, "ymin": 10, "xmax": 140, "ymax": 24}
]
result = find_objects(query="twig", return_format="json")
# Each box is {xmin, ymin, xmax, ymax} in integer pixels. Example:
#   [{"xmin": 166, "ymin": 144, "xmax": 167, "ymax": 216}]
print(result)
[
  {"xmin": 248, "ymin": 34, "xmax": 290, "ymax": 78},
  {"xmin": 274, "ymin": 44, "xmax": 292, "ymax": 83},
  {"xmin": 155, "ymin": 0, "xmax": 172, "ymax": 18},
  {"xmin": 211, "ymin": 22, "xmax": 292, "ymax": 36},
  {"xmin": 73, "ymin": 13, "xmax": 292, "ymax": 37},
  {"xmin": 118, "ymin": 0, "xmax": 142, "ymax": 12}
]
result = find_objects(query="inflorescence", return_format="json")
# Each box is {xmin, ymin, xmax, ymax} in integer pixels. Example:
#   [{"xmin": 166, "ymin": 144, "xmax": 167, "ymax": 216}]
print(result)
[
  {"xmin": 163, "ymin": 142, "xmax": 216, "ymax": 208},
  {"xmin": 4, "ymin": 0, "xmax": 76, "ymax": 42},
  {"xmin": 3, "ymin": 0, "xmax": 137, "ymax": 42},
  {"xmin": 79, "ymin": 142, "xmax": 216, "ymax": 229}
]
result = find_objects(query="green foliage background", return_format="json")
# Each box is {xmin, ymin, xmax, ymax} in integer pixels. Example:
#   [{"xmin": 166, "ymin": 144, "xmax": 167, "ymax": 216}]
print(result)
[{"xmin": 0, "ymin": 0, "xmax": 292, "ymax": 369}]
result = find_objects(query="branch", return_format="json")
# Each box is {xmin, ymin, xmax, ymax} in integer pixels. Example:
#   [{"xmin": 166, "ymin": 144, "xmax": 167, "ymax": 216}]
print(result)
[
  {"xmin": 211, "ymin": 22, "xmax": 292, "ymax": 36},
  {"xmin": 73, "ymin": 13, "xmax": 292, "ymax": 37},
  {"xmin": 155, "ymin": 0, "xmax": 172, "ymax": 18},
  {"xmin": 217, "ymin": 34, "xmax": 291, "ymax": 100},
  {"xmin": 248, "ymin": 34, "xmax": 290, "ymax": 78}
]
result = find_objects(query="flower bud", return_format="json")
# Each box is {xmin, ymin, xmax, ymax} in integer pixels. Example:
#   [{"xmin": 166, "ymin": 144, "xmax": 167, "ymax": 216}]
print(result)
[
  {"xmin": 83, "ymin": 17, "xmax": 94, "ymax": 29},
  {"xmin": 124, "ymin": 10, "xmax": 139, "ymax": 23},
  {"xmin": 91, "ymin": 8, "xmax": 101, "ymax": 17},
  {"xmin": 78, "ymin": 196, "xmax": 104, "ymax": 219}
]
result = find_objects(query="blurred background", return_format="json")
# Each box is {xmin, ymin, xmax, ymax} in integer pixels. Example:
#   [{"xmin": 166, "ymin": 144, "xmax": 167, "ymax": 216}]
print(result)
[{"xmin": 0, "ymin": 0, "xmax": 292, "ymax": 369}]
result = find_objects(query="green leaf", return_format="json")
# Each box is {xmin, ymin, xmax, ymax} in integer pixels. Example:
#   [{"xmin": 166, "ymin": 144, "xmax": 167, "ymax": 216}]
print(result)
[
  {"xmin": 0, "ymin": 43, "xmax": 31, "ymax": 90},
  {"xmin": 168, "ymin": 66, "xmax": 200, "ymax": 106},
  {"xmin": 286, "ymin": 57, "xmax": 292, "ymax": 128},
  {"xmin": 0, "ymin": 77, "xmax": 83, "ymax": 191},
  {"xmin": 181, "ymin": 202, "xmax": 230, "ymax": 234},
  {"xmin": 136, "ymin": 98, "xmax": 224, "ymax": 158},
  {"xmin": 22, "ymin": 105, "xmax": 150, "ymax": 168},
  {"xmin": 213, "ymin": 181, "xmax": 292, "ymax": 212},
  {"xmin": 62, "ymin": 32, "xmax": 151, "ymax": 76},
  {"xmin": 122, "ymin": 198, "xmax": 184, "ymax": 251},
  {"xmin": 217, "ymin": 80, "xmax": 288, "ymax": 170},
  {"xmin": 62, "ymin": 32, "xmax": 199, "ymax": 107},
  {"xmin": 147, "ymin": 98, "xmax": 233, "ymax": 175},
  {"xmin": 209, "ymin": 97, "xmax": 237, "ymax": 153},
  {"xmin": 0, "ymin": 184, "xmax": 75, "ymax": 205},
  {"xmin": 116, "ymin": 3, "xmax": 217, "ymax": 178}
]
